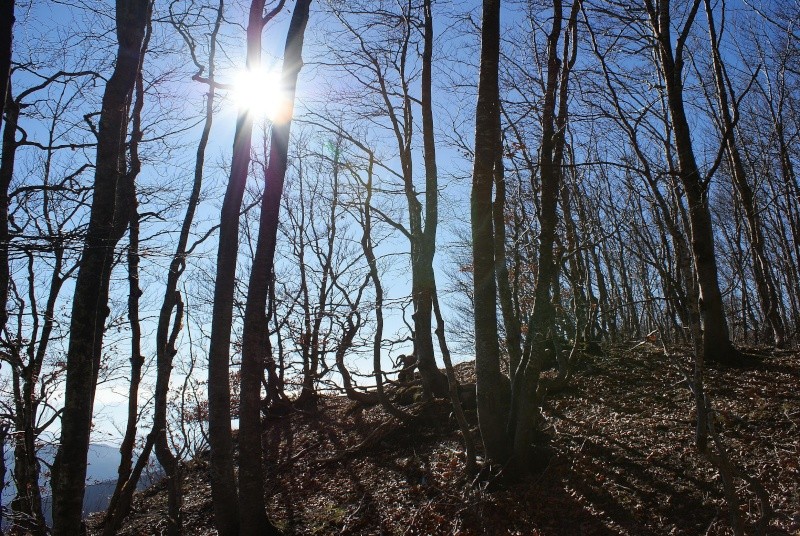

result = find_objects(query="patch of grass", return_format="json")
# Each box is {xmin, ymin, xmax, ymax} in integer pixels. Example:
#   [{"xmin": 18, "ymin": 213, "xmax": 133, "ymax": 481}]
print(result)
[{"xmin": 308, "ymin": 501, "xmax": 347, "ymax": 534}]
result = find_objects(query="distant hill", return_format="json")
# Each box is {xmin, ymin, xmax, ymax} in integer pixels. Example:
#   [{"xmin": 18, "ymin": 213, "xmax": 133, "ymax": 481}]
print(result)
[{"xmin": 2, "ymin": 443, "xmax": 158, "ymax": 527}]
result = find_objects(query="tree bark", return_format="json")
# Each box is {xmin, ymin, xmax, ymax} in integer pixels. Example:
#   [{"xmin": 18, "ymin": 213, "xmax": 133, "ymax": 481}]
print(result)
[
  {"xmin": 51, "ymin": 1, "xmax": 152, "ymax": 533},
  {"xmin": 238, "ymin": 1, "xmax": 310, "ymax": 533},
  {"xmin": 0, "ymin": 0, "xmax": 13, "ymax": 135},
  {"xmin": 472, "ymin": 0, "xmax": 511, "ymax": 465},
  {"xmin": 646, "ymin": 0, "xmax": 740, "ymax": 365},
  {"xmin": 509, "ymin": 0, "xmax": 580, "ymax": 471},
  {"xmin": 0, "ymin": 81, "xmax": 18, "ymax": 361},
  {"xmin": 0, "ymin": 0, "xmax": 14, "ymax": 358},
  {"xmin": 101, "ymin": 16, "xmax": 158, "ymax": 532},
  {"xmin": 0, "ymin": 424, "xmax": 7, "ymax": 536},
  {"xmin": 703, "ymin": 0, "xmax": 786, "ymax": 348},
  {"xmin": 206, "ymin": 1, "xmax": 289, "ymax": 533},
  {"xmin": 414, "ymin": 0, "xmax": 449, "ymax": 400}
]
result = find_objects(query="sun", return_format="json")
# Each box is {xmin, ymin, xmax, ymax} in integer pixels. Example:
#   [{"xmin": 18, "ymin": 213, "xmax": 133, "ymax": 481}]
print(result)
[{"xmin": 231, "ymin": 68, "xmax": 290, "ymax": 122}]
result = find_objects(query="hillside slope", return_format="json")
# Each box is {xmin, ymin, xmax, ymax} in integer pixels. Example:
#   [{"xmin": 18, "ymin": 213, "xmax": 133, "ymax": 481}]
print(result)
[{"xmin": 88, "ymin": 346, "xmax": 800, "ymax": 535}]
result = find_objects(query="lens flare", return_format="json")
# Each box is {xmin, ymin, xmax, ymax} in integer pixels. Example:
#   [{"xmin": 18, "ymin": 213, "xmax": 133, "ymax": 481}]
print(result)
[{"xmin": 231, "ymin": 69, "xmax": 290, "ymax": 122}]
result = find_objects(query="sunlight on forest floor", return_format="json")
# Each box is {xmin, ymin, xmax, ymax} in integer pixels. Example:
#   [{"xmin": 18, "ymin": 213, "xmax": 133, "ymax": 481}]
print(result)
[{"xmin": 87, "ymin": 345, "xmax": 800, "ymax": 535}]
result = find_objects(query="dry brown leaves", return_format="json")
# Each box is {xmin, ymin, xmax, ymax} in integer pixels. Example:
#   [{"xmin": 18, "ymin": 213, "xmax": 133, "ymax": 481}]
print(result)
[{"xmin": 89, "ymin": 348, "xmax": 799, "ymax": 535}]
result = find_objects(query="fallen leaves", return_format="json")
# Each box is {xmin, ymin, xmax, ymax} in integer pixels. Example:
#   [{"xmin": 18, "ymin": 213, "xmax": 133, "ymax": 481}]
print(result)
[{"xmin": 87, "ymin": 346, "xmax": 800, "ymax": 535}]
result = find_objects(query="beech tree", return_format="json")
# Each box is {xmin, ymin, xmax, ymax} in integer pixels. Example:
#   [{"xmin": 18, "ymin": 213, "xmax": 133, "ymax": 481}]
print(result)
[
  {"xmin": 471, "ymin": 0, "xmax": 508, "ymax": 464},
  {"xmin": 471, "ymin": 0, "xmax": 582, "ymax": 470},
  {"xmin": 702, "ymin": 0, "xmax": 786, "ymax": 348},
  {"xmin": 327, "ymin": 0, "xmax": 449, "ymax": 400},
  {"xmin": 643, "ymin": 0, "xmax": 741, "ymax": 366},
  {"xmin": 101, "ymin": 2, "xmax": 226, "ymax": 534},
  {"xmin": 50, "ymin": 1, "xmax": 152, "ymax": 533},
  {"xmin": 205, "ymin": 0, "xmax": 312, "ymax": 533},
  {"xmin": 238, "ymin": 2, "xmax": 311, "ymax": 531},
  {"xmin": 3, "ymin": 1, "xmax": 798, "ymax": 534},
  {"xmin": 205, "ymin": 1, "xmax": 286, "ymax": 532},
  {"xmin": 0, "ymin": 0, "xmax": 12, "ymax": 135}
]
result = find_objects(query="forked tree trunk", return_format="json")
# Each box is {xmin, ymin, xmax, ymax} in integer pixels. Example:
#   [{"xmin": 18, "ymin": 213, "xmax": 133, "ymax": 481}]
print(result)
[
  {"xmin": 238, "ymin": 1, "xmax": 310, "ymax": 533},
  {"xmin": 416, "ymin": 0, "xmax": 449, "ymax": 399},
  {"xmin": 207, "ymin": 2, "xmax": 262, "ymax": 532},
  {"xmin": 102, "ymin": 26, "xmax": 153, "ymax": 529},
  {"xmin": 504, "ymin": 0, "xmax": 579, "ymax": 472},
  {"xmin": 646, "ymin": 0, "xmax": 740, "ymax": 365},
  {"xmin": 704, "ymin": 0, "xmax": 786, "ymax": 348},
  {"xmin": 206, "ymin": 1, "xmax": 288, "ymax": 533},
  {"xmin": 51, "ymin": 2, "xmax": 152, "ymax": 534}
]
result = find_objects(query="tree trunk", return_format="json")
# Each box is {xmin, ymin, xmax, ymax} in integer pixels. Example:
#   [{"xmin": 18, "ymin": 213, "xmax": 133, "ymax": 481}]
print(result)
[
  {"xmin": 0, "ymin": 424, "xmax": 7, "ymax": 536},
  {"xmin": 102, "ymin": 17, "xmax": 158, "ymax": 532},
  {"xmin": 11, "ymin": 404, "xmax": 47, "ymax": 535},
  {"xmin": 432, "ymin": 289, "xmax": 477, "ymax": 476},
  {"xmin": 416, "ymin": 0, "xmax": 448, "ymax": 399},
  {"xmin": 238, "ymin": 1, "xmax": 310, "ymax": 533},
  {"xmin": 361, "ymin": 156, "xmax": 413, "ymax": 422},
  {"xmin": 647, "ymin": 0, "xmax": 739, "ymax": 365},
  {"xmin": 51, "ymin": 2, "xmax": 152, "ymax": 533},
  {"xmin": 510, "ymin": 0, "xmax": 580, "ymax": 471},
  {"xmin": 704, "ymin": 0, "xmax": 786, "ymax": 348},
  {"xmin": 0, "ymin": 83, "xmax": 18, "ymax": 365},
  {"xmin": 206, "ymin": 1, "xmax": 282, "ymax": 533},
  {"xmin": 472, "ymin": 0, "xmax": 511, "ymax": 465},
  {"xmin": 0, "ymin": 0, "xmax": 14, "ymax": 346},
  {"xmin": 493, "ymin": 156, "xmax": 522, "ymax": 376},
  {"xmin": 0, "ymin": 0, "xmax": 13, "ymax": 135}
]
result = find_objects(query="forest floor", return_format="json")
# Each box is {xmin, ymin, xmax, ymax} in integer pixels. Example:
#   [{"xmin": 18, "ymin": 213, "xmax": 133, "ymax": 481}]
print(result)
[{"xmin": 89, "ymin": 343, "xmax": 800, "ymax": 535}]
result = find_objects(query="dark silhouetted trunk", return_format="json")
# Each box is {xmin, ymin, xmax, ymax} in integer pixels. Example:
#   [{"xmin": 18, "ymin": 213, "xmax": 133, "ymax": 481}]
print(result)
[
  {"xmin": 472, "ymin": 0, "xmax": 511, "ymax": 464},
  {"xmin": 0, "ymin": 0, "xmax": 14, "ymax": 342},
  {"xmin": 101, "ymin": 16, "xmax": 159, "ymax": 534},
  {"xmin": 238, "ymin": 1, "xmax": 309, "ymax": 533},
  {"xmin": 51, "ymin": 1, "xmax": 152, "ymax": 534},
  {"xmin": 0, "ymin": 0, "xmax": 12, "ymax": 135},
  {"xmin": 509, "ymin": 0, "xmax": 580, "ymax": 471},
  {"xmin": 206, "ymin": 1, "xmax": 287, "ymax": 533},
  {"xmin": 0, "ymin": 81, "xmax": 18, "ymax": 363},
  {"xmin": 646, "ymin": 0, "xmax": 739, "ymax": 365},
  {"xmin": 414, "ymin": 0, "xmax": 448, "ymax": 400},
  {"xmin": 11, "ymin": 405, "xmax": 47, "ymax": 535},
  {"xmin": 0, "ymin": 424, "xmax": 7, "ymax": 534}
]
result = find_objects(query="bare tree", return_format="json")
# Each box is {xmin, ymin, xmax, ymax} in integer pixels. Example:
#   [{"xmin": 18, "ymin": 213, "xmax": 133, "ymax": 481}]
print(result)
[
  {"xmin": 100, "ymin": 0, "xmax": 225, "ymax": 531},
  {"xmin": 643, "ymin": 0, "xmax": 741, "ymax": 365},
  {"xmin": 51, "ymin": 1, "xmax": 153, "ymax": 533},
  {"xmin": 238, "ymin": 2, "xmax": 311, "ymax": 531},
  {"xmin": 703, "ymin": 0, "xmax": 786, "ymax": 348},
  {"xmin": 471, "ymin": 0, "xmax": 510, "ymax": 464},
  {"xmin": 506, "ymin": 0, "xmax": 581, "ymax": 471},
  {"xmin": 0, "ymin": 0, "xmax": 13, "ymax": 135},
  {"xmin": 204, "ymin": 0, "xmax": 297, "ymax": 533},
  {"xmin": 328, "ymin": 1, "xmax": 449, "ymax": 400}
]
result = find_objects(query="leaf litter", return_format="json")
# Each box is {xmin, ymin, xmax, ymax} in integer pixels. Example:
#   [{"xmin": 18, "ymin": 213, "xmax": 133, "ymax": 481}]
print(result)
[{"xmin": 87, "ymin": 345, "xmax": 800, "ymax": 535}]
